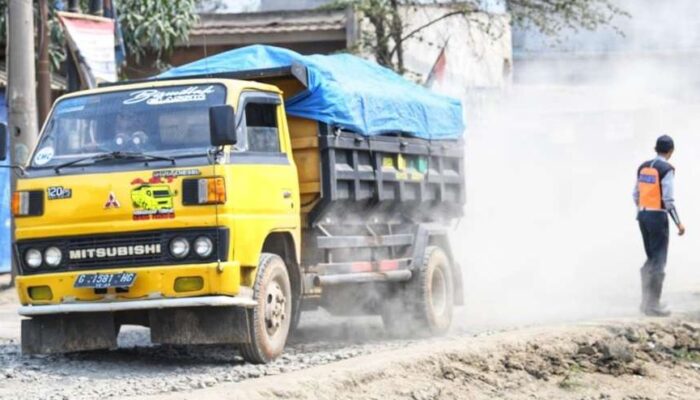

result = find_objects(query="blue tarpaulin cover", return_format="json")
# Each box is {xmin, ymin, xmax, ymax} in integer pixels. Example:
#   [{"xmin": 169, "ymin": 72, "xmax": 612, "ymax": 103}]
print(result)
[{"xmin": 158, "ymin": 45, "xmax": 464, "ymax": 140}]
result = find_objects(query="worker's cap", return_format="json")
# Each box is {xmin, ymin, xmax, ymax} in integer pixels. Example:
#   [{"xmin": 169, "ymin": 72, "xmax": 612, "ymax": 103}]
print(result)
[{"xmin": 655, "ymin": 135, "xmax": 674, "ymax": 153}]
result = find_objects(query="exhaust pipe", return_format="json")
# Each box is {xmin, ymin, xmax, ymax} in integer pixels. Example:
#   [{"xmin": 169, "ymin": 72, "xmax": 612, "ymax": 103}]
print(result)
[{"xmin": 314, "ymin": 270, "xmax": 412, "ymax": 287}]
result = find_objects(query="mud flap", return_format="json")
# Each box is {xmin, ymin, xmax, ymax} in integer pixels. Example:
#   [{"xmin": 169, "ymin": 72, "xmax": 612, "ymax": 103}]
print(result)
[
  {"xmin": 412, "ymin": 224, "xmax": 465, "ymax": 306},
  {"xmin": 149, "ymin": 306, "xmax": 251, "ymax": 345},
  {"xmin": 22, "ymin": 313, "xmax": 117, "ymax": 355}
]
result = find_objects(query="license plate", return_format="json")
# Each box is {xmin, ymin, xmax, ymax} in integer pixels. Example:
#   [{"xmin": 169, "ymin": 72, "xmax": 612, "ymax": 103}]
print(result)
[{"xmin": 74, "ymin": 272, "xmax": 137, "ymax": 289}]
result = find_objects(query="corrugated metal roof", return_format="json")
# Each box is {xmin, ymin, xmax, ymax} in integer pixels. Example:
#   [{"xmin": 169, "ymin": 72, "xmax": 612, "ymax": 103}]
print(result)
[{"xmin": 191, "ymin": 9, "xmax": 347, "ymax": 37}]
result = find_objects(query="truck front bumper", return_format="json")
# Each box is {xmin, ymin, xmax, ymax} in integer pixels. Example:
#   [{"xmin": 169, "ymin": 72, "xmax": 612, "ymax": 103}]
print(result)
[
  {"xmin": 18, "ymin": 295, "xmax": 256, "ymax": 316},
  {"xmin": 15, "ymin": 261, "xmax": 248, "ymax": 310}
]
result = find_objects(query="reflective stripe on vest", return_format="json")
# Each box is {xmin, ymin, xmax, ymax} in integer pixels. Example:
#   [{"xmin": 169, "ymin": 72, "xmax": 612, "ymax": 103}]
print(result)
[{"xmin": 638, "ymin": 166, "xmax": 662, "ymax": 210}]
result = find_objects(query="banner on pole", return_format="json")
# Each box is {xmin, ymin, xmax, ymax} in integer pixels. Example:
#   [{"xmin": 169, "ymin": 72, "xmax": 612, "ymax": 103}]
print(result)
[{"xmin": 57, "ymin": 12, "xmax": 117, "ymax": 87}]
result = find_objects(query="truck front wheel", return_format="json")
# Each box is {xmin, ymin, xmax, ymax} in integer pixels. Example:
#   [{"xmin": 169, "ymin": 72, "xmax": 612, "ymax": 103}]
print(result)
[{"xmin": 240, "ymin": 253, "xmax": 292, "ymax": 364}]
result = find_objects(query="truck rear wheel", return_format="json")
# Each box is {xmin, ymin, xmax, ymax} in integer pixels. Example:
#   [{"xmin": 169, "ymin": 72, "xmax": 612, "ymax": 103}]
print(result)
[
  {"xmin": 415, "ymin": 246, "xmax": 454, "ymax": 334},
  {"xmin": 240, "ymin": 253, "xmax": 292, "ymax": 364},
  {"xmin": 382, "ymin": 246, "xmax": 454, "ymax": 336}
]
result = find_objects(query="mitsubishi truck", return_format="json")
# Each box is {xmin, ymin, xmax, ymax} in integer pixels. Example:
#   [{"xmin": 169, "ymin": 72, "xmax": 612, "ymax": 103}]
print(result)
[{"xmin": 5, "ymin": 45, "xmax": 465, "ymax": 363}]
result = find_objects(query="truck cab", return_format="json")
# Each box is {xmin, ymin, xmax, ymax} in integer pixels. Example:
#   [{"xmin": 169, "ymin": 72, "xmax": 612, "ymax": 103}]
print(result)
[{"xmin": 12, "ymin": 78, "xmax": 302, "ymax": 362}]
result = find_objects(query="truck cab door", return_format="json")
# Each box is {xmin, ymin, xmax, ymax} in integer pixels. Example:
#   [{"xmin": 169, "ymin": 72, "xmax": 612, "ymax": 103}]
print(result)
[{"xmin": 226, "ymin": 92, "xmax": 299, "ymax": 266}]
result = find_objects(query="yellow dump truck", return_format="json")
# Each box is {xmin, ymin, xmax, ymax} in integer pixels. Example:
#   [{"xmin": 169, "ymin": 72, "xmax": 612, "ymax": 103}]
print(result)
[{"xmin": 5, "ymin": 48, "xmax": 465, "ymax": 363}]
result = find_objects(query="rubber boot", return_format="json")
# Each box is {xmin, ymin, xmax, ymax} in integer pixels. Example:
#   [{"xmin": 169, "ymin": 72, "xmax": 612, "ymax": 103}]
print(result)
[
  {"xmin": 639, "ymin": 266, "xmax": 651, "ymax": 314},
  {"xmin": 645, "ymin": 273, "xmax": 671, "ymax": 317}
]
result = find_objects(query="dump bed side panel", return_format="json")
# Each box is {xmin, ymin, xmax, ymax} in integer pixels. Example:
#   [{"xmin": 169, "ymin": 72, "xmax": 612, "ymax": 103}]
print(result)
[{"xmin": 289, "ymin": 120, "xmax": 465, "ymax": 228}]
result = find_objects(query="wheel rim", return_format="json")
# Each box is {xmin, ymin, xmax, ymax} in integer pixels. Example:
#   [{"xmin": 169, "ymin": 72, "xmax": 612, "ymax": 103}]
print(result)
[
  {"xmin": 430, "ymin": 266, "xmax": 447, "ymax": 317},
  {"xmin": 264, "ymin": 278, "xmax": 288, "ymax": 338}
]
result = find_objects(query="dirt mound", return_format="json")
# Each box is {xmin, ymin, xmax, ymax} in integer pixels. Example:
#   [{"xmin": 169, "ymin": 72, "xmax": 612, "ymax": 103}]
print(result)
[
  {"xmin": 435, "ymin": 320, "xmax": 700, "ymax": 399},
  {"xmin": 492, "ymin": 320, "xmax": 700, "ymax": 381},
  {"xmin": 141, "ymin": 317, "xmax": 700, "ymax": 400}
]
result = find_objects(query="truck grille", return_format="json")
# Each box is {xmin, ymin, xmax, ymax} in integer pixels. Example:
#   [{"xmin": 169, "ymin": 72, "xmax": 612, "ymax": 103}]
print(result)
[{"xmin": 16, "ymin": 228, "xmax": 229, "ymax": 275}]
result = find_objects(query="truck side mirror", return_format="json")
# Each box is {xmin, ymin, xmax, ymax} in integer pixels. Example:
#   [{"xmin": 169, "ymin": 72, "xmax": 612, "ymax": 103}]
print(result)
[
  {"xmin": 0, "ymin": 124, "xmax": 7, "ymax": 162},
  {"xmin": 209, "ymin": 105, "xmax": 237, "ymax": 147}
]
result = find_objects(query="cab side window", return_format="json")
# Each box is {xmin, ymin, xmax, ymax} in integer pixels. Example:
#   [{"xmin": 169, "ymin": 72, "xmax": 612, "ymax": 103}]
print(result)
[{"xmin": 245, "ymin": 102, "xmax": 280, "ymax": 153}]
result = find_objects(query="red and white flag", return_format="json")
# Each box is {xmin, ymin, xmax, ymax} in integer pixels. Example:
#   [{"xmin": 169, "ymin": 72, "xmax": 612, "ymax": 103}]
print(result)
[{"xmin": 425, "ymin": 44, "xmax": 448, "ymax": 88}]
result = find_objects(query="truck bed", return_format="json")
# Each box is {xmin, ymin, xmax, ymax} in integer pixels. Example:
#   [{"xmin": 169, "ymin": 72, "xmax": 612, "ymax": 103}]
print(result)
[{"xmin": 289, "ymin": 117, "xmax": 465, "ymax": 227}]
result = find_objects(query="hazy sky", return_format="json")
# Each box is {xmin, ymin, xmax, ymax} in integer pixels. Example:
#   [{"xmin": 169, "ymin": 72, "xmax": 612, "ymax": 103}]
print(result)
[{"xmin": 514, "ymin": 0, "xmax": 700, "ymax": 55}]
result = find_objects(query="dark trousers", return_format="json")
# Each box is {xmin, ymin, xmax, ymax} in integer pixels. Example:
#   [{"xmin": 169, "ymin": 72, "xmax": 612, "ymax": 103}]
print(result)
[{"xmin": 638, "ymin": 211, "xmax": 669, "ymax": 276}]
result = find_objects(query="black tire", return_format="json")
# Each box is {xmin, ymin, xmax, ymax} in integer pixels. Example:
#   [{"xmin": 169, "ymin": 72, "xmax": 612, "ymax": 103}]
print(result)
[
  {"xmin": 239, "ymin": 253, "xmax": 292, "ymax": 364},
  {"xmin": 413, "ymin": 246, "xmax": 453, "ymax": 334},
  {"xmin": 382, "ymin": 246, "xmax": 454, "ymax": 336}
]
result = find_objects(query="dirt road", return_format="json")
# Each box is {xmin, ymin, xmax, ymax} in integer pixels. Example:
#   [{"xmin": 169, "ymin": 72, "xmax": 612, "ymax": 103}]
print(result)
[
  {"xmin": 138, "ymin": 317, "xmax": 700, "ymax": 400},
  {"xmin": 2, "ymin": 275, "xmax": 700, "ymax": 400}
]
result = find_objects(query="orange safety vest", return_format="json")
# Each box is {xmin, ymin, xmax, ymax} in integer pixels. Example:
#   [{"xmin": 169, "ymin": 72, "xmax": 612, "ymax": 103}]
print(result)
[{"xmin": 637, "ymin": 160, "xmax": 674, "ymax": 210}]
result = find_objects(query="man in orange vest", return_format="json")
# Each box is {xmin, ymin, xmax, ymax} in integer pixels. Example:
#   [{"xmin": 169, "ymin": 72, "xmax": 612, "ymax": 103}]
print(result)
[{"xmin": 633, "ymin": 135, "xmax": 685, "ymax": 316}]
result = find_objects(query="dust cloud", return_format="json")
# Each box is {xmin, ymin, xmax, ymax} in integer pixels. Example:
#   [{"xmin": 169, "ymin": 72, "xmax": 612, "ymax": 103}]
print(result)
[{"xmin": 451, "ymin": 0, "xmax": 700, "ymax": 330}]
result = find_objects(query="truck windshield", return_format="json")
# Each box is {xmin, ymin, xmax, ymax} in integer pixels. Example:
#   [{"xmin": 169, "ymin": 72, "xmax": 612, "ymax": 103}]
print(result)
[{"xmin": 30, "ymin": 84, "xmax": 226, "ymax": 169}]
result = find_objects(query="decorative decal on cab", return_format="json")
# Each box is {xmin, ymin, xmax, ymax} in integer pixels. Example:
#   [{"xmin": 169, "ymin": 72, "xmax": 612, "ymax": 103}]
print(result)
[
  {"xmin": 34, "ymin": 147, "xmax": 55, "ymax": 166},
  {"xmin": 130, "ymin": 177, "xmax": 177, "ymax": 221},
  {"xmin": 123, "ymin": 86, "xmax": 215, "ymax": 106}
]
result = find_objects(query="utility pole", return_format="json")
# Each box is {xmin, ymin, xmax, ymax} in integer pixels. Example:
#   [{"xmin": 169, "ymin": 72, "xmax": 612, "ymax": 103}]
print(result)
[
  {"xmin": 7, "ymin": 0, "xmax": 39, "ymax": 283},
  {"xmin": 37, "ymin": 0, "xmax": 52, "ymax": 123},
  {"xmin": 7, "ymin": 0, "xmax": 39, "ymax": 167}
]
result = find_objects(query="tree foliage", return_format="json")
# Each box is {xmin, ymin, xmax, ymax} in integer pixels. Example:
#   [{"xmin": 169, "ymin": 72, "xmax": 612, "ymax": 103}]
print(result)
[
  {"xmin": 0, "ymin": 0, "xmax": 199, "ymax": 72},
  {"xmin": 507, "ymin": 0, "xmax": 627, "ymax": 35},
  {"xmin": 328, "ymin": 0, "xmax": 628, "ymax": 74},
  {"xmin": 117, "ymin": 0, "xmax": 198, "ymax": 65}
]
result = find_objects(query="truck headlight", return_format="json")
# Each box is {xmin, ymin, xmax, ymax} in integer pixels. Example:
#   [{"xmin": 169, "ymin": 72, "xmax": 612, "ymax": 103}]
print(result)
[
  {"xmin": 169, "ymin": 237, "xmax": 190, "ymax": 259},
  {"xmin": 193, "ymin": 236, "xmax": 213, "ymax": 258},
  {"xmin": 25, "ymin": 249, "xmax": 43, "ymax": 269},
  {"xmin": 44, "ymin": 247, "xmax": 62, "ymax": 267}
]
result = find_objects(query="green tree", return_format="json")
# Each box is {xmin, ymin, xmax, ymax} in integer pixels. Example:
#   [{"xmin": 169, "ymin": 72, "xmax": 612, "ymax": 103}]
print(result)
[
  {"xmin": 0, "ymin": 0, "xmax": 199, "ymax": 73},
  {"xmin": 117, "ymin": 0, "xmax": 198, "ymax": 66},
  {"xmin": 328, "ymin": 0, "xmax": 628, "ymax": 74}
]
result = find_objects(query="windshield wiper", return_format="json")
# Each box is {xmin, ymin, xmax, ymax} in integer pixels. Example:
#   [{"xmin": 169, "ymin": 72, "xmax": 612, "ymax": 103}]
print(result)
[
  {"xmin": 53, "ymin": 151, "xmax": 175, "ymax": 173},
  {"xmin": 110, "ymin": 151, "xmax": 176, "ymax": 165},
  {"xmin": 53, "ymin": 152, "xmax": 115, "ymax": 173}
]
